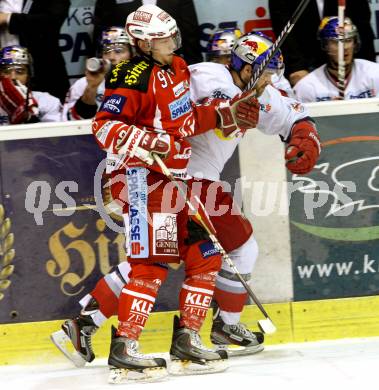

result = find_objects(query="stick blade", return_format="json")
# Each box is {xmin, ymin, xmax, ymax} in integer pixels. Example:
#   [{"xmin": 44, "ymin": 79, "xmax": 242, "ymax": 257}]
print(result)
[{"xmin": 257, "ymin": 319, "xmax": 277, "ymax": 334}]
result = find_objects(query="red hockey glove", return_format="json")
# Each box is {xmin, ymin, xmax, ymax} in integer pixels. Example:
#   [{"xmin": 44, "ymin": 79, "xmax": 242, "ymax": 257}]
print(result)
[
  {"xmin": 0, "ymin": 77, "xmax": 39, "ymax": 124},
  {"xmin": 285, "ymin": 120, "xmax": 321, "ymax": 174},
  {"xmin": 216, "ymin": 90, "xmax": 260, "ymax": 137},
  {"xmin": 116, "ymin": 125, "xmax": 170, "ymax": 165}
]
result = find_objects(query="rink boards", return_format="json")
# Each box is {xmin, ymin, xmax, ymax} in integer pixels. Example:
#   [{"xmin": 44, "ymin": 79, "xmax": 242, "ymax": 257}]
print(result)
[
  {"xmin": 0, "ymin": 99, "xmax": 379, "ymax": 364},
  {"xmin": 1, "ymin": 295, "xmax": 379, "ymax": 365}
]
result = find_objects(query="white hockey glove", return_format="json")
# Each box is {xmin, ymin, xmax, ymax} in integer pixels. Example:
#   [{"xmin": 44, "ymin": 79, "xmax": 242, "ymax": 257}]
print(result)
[
  {"xmin": 0, "ymin": 77, "xmax": 39, "ymax": 124},
  {"xmin": 116, "ymin": 126, "xmax": 170, "ymax": 165},
  {"xmin": 216, "ymin": 90, "xmax": 260, "ymax": 137}
]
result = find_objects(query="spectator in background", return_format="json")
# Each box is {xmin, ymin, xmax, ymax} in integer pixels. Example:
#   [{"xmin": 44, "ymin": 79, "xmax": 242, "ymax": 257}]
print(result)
[
  {"xmin": 269, "ymin": 0, "xmax": 375, "ymax": 86},
  {"xmin": 0, "ymin": 46, "xmax": 62, "ymax": 125},
  {"xmin": 294, "ymin": 17, "xmax": 379, "ymax": 102},
  {"xmin": 63, "ymin": 27, "xmax": 132, "ymax": 121},
  {"xmin": 0, "ymin": 0, "xmax": 70, "ymax": 102},
  {"xmin": 93, "ymin": 0, "xmax": 203, "ymax": 64}
]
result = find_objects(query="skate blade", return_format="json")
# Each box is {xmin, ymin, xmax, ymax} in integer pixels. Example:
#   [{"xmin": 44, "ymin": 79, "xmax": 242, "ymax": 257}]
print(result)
[
  {"xmin": 108, "ymin": 366, "xmax": 168, "ymax": 384},
  {"xmin": 215, "ymin": 343, "xmax": 264, "ymax": 357},
  {"xmin": 169, "ymin": 358, "xmax": 228, "ymax": 376},
  {"xmin": 50, "ymin": 330, "xmax": 87, "ymax": 368}
]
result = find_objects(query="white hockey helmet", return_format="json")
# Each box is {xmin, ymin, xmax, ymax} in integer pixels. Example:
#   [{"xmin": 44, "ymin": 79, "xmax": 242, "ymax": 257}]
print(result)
[{"xmin": 125, "ymin": 4, "xmax": 181, "ymax": 50}]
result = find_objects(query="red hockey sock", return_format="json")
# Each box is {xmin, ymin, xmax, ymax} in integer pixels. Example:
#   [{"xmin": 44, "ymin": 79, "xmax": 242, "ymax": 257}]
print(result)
[
  {"xmin": 213, "ymin": 287, "xmax": 248, "ymax": 313},
  {"xmin": 91, "ymin": 278, "xmax": 119, "ymax": 319},
  {"xmin": 179, "ymin": 240, "xmax": 221, "ymax": 331},
  {"xmin": 117, "ymin": 263, "xmax": 167, "ymax": 340},
  {"xmin": 179, "ymin": 275, "xmax": 215, "ymax": 331}
]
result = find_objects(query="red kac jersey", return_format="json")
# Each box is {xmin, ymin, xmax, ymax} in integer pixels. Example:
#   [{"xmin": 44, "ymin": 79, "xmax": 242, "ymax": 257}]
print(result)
[{"xmin": 92, "ymin": 55, "xmax": 219, "ymax": 178}]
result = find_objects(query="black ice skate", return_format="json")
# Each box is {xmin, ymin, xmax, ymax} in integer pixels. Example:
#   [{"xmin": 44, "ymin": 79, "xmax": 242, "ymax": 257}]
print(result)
[
  {"xmin": 50, "ymin": 298, "xmax": 99, "ymax": 367},
  {"xmin": 108, "ymin": 326, "xmax": 168, "ymax": 384},
  {"xmin": 169, "ymin": 315, "xmax": 228, "ymax": 375},
  {"xmin": 210, "ymin": 303, "xmax": 264, "ymax": 357}
]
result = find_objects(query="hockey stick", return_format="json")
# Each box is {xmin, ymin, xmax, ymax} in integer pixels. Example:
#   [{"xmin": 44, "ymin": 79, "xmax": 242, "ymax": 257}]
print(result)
[
  {"xmin": 153, "ymin": 153, "xmax": 276, "ymax": 334},
  {"xmin": 245, "ymin": 0, "xmax": 312, "ymax": 91},
  {"xmin": 337, "ymin": 0, "xmax": 346, "ymax": 99}
]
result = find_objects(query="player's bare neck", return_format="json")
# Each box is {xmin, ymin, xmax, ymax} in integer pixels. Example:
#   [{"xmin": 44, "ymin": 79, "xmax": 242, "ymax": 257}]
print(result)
[
  {"xmin": 230, "ymin": 69, "xmax": 245, "ymax": 91},
  {"xmin": 327, "ymin": 63, "xmax": 353, "ymax": 80}
]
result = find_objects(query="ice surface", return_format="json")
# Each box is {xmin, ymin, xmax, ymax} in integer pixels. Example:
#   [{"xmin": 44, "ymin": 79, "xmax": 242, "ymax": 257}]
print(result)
[{"xmin": 1, "ymin": 337, "xmax": 378, "ymax": 390}]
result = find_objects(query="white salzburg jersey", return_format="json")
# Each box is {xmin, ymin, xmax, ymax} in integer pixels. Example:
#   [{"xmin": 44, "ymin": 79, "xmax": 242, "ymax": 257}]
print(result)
[
  {"xmin": 188, "ymin": 62, "xmax": 309, "ymax": 181},
  {"xmin": 62, "ymin": 77, "xmax": 105, "ymax": 120},
  {"xmin": 294, "ymin": 59, "xmax": 379, "ymax": 102},
  {"xmin": 271, "ymin": 73, "xmax": 294, "ymax": 98},
  {"xmin": 0, "ymin": 90, "xmax": 62, "ymax": 125}
]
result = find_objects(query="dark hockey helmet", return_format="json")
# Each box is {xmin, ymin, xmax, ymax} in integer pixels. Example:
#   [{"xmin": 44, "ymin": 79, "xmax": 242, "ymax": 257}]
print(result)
[
  {"xmin": 101, "ymin": 26, "xmax": 131, "ymax": 54},
  {"xmin": 318, "ymin": 16, "xmax": 360, "ymax": 52},
  {"xmin": 0, "ymin": 45, "xmax": 30, "ymax": 66},
  {"xmin": 0, "ymin": 45, "xmax": 33, "ymax": 77},
  {"xmin": 206, "ymin": 28, "xmax": 242, "ymax": 60}
]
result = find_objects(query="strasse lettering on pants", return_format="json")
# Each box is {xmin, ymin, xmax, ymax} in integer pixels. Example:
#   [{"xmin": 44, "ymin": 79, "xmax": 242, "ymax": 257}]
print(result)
[{"xmin": 127, "ymin": 168, "xmax": 149, "ymax": 258}]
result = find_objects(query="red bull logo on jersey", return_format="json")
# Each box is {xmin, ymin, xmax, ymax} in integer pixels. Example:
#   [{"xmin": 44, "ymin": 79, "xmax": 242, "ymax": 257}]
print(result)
[
  {"xmin": 259, "ymin": 103, "xmax": 272, "ymax": 113},
  {"xmin": 290, "ymin": 102, "xmax": 305, "ymax": 113},
  {"xmin": 127, "ymin": 168, "xmax": 149, "ymax": 258}
]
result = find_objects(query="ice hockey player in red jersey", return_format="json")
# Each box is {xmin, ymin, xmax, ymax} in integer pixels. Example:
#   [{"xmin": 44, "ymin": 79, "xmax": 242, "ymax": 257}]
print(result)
[
  {"xmin": 51, "ymin": 28, "xmax": 320, "ymax": 374},
  {"xmin": 51, "ymin": 4, "xmax": 261, "ymax": 384}
]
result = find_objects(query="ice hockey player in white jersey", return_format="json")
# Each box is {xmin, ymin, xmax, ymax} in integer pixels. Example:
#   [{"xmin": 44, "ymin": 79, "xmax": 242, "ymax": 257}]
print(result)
[
  {"xmin": 0, "ymin": 45, "xmax": 62, "ymax": 125},
  {"xmin": 62, "ymin": 26, "xmax": 132, "ymax": 120},
  {"xmin": 50, "ymin": 31, "xmax": 321, "ymax": 369},
  {"xmin": 188, "ymin": 30, "xmax": 321, "ymax": 353},
  {"xmin": 294, "ymin": 17, "xmax": 379, "ymax": 102}
]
